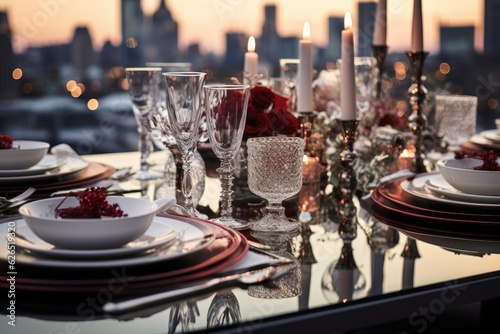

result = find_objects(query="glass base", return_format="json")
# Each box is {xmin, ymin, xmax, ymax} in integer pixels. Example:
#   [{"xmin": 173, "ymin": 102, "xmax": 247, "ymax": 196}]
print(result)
[
  {"xmin": 134, "ymin": 169, "xmax": 162, "ymax": 181},
  {"xmin": 177, "ymin": 204, "xmax": 208, "ymax": 220},
  {"xmin": 213, "ymin": 217, "xmax": 249, "ymax": 230},
  {"xmin": 249, "ymin": 212, "xmax": 299, "ymax": 233}
]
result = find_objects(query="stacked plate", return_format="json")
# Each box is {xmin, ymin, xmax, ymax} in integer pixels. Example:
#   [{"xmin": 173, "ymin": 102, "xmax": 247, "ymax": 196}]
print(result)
[
  {"xmin": 0, "ymin": 153, "xmax": 115, "ymax": 198},
  {"xmin": 462, "ymin": 129, "xmax": 500, "ymax": 153},
  {"xmin": 371, "ymin": 172, "xmax": 500, "ymax": 256},
  {"xmin": 0, "ymin": 213, "xmax": 248, "ymax": 295}
]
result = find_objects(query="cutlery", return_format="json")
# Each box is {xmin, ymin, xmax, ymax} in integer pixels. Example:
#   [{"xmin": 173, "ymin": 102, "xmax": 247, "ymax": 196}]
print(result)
[
  {"xmin": 103, "ymin": 265, "xmax": 279, "ymax": 315},
  {"xmin": 48, "ymin": 181, "xmax": 148, "ymax": 198},
  {"xmin": 0, "ymin": 187, "xmax": 35, "ymax": 211},
  {"xmin": 110, "ymin": 167, "xmax": 135, "ymax": 180}
]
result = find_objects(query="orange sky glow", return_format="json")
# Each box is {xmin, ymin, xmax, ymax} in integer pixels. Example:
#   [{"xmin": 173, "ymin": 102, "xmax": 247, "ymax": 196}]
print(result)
[{"xmin": 0, "ymin": 0, "xmax": 484, "ymax": 56}]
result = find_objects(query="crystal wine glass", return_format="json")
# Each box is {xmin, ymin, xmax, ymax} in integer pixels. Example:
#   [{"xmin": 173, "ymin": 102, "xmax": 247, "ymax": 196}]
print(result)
[
  {"xmin": 247, "ymin": 136, "xmax": 304, "ymax": 233},
  {"xmin": 279, "ymin": 58, "xmax": 300, "ymax": 111},
  {"xmin": 125, "ymin": 67, "xmax": 163, "ymax": 181},
  {"xmin": 163, "ymin": 71, "xmax": 207, "ymax": 218},
  {"xmin": 147, "ymin": 62, "xmax": 207, "ymax": 209},
  {"xmin": 145, "ymin": 62, "xmax": 193, "ymax": 150},
  {"xmin": 204, "ymin": 84, "xmax": 250, "ymax": 230}
]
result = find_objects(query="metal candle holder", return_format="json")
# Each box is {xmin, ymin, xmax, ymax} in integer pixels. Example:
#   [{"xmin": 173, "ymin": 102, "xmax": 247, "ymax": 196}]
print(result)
[
  {"xmin": 338, "ymin": 119, "xmax": 359, "ymax": 243},
  {"xmin": 371, "ymin": 44, "xmax": 388, "ymax": 99},
  {"xmin": 406, "ymin": 51, "xmax": 429, "ymax": 173}
]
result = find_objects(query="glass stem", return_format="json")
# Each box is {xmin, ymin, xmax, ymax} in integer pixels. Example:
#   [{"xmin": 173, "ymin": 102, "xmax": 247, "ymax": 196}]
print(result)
[
  {"xmin": 217, "ymin": 158, "xmax": 234, "ymax": 220},
  {"xmin": 181, "ymin": 149, "xmax": 195, "ymax": 211},
  {"xmin": 264, "ymin": 202, "xmax": 286, "ymax": 218},
  {"xmin": 169, "ymin": 146, "xmax": 185, "ymax": 206},
  {"xmin": 138, "ymin": 130, "xmax": 152, "ymax": 173}
]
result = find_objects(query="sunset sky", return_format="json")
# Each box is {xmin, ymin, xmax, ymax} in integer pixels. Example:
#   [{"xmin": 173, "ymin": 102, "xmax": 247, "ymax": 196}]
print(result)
[{"xmin": 0, "ymin": 0, "xmax": 484, "ymax": 55}]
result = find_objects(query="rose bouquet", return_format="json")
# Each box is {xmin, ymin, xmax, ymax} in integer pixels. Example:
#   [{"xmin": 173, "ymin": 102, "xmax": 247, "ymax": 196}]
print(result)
[{"xmin": 243, "ymin": 85, "xmax": 300, "ymax": 140}]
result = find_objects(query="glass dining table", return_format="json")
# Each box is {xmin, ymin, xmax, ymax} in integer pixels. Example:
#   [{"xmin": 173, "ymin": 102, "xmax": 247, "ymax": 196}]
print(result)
[{"xmin": 1, "ymin": 149, "xmax": 499, "ymax": 334}]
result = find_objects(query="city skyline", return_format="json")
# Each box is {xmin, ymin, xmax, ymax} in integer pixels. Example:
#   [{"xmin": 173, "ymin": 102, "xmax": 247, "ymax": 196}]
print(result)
[{"xmin": 0, "ymin": 0, "xmax": 485, "ymax": 56}]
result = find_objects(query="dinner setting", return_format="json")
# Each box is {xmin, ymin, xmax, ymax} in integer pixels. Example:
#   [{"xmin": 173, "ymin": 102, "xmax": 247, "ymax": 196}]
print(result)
[{"xmin": 1, "ymin": 0, "xmax": 500, "ymax": 333}]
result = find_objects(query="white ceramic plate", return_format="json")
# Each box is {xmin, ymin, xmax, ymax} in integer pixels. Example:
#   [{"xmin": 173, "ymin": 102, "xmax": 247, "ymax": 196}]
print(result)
[
  {"xmin": 0, "ymin": 155, "xmax": 65, "ymax": 177},
  {"xmin": 481, "ymin": 129, "xmax": 500, "ymax": 144},
  {"xmin": 401, "ymin": 173, "xmax": 500, "ymax": 208},
  {"xmin": 423, "ymin": 174, "xmax": 500, "ymax": 204},
  {"xmin": 469, "ymin": 134, "xmax": 500, "ymax": 150},
  {"xmin": 0, "ymin": 155, "xmax": 89, "ymax": 183},
  {"xmin": 1, "ymin": 215, "xmax": 214, "ymax": 268},
  {"xmin": 14, "ymin": 219, "xmax": 177, "ymax": 259}
]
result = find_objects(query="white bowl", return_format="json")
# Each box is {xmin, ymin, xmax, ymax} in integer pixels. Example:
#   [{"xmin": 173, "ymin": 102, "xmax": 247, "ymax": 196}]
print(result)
[
  {"xmin": 437, "ymin": 158, "xmax": 500, "ymax": 196},
  {"xmin": 18, "ymin": 196, "xmax": 175, "ymax": 250},
  {"xmin": 0, "ymin": 140, "xmax": 50, "ymax": 170}
]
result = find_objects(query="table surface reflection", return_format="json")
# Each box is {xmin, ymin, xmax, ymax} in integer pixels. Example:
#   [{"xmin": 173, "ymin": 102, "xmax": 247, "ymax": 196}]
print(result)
[{"xmin": 2, "ymin": 150, "xmax": 500, "ymax": 334}]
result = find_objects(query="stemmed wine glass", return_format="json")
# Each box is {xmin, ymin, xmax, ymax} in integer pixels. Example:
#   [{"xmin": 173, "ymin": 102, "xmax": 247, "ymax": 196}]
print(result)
[
  {"xmin": 163, "ymin": 72, "xmax": 207, "ymax": 218},
  {"xmin": 247, "ymin": 136, "xmax": 304, "ymax": 233},
  {"xmin": 125, "ymin": 67, "xmax": 163, "ymax": 181},
  {"xmin": 204, "ymin": 84, "xmax": 250, "ymax": 230}
]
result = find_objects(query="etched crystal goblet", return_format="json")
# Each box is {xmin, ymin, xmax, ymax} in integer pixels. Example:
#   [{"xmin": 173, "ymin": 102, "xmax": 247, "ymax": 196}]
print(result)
[
  {"xmin": 204, "ymin": 84, "xmax": 250, "ymax": 230},
  {"xmin": 125, "ymin": 67, "xmax": 163, "ymax": 181},
  {"xmin": 247, "ymin": 136, "xmax": 304, "ymax": 233},
  {"xmin": 163, "ymin": 71, "xmax": 207, "ymax": 218}
]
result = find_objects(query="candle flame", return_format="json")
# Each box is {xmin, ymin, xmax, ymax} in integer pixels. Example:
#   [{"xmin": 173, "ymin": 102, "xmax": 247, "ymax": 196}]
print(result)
[
  {"xmin": 302, "ymin": 21, "xmax": 311, "ymax": 39},
  {"xmin": 344, "ymin": 12, "xmax": 352, "ymax": 29},
  {"xmin": 399, "ymin": 148, "xmax": 415, "ymax": 158},
  {"xmin": 247, "ymin": 36, "xmax": 256, "ymax": 52}
]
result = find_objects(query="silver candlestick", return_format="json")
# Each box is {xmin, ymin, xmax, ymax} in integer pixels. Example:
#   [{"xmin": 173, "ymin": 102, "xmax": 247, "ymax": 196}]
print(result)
[
  {"xmin": 406, "ymin": 51, "xmax": 429, "ymax": 173},
  {"xmin": 338, "ymin": 119, "xmax": 359, "ymax": 243}
]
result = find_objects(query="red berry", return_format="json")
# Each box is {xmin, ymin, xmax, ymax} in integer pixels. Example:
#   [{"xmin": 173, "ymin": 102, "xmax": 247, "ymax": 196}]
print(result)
[
  {"xmin": 0, "ymin": 134, "xmax": 13, "ymax": 150},
  {"xmin": 55, "ymin": 186, "xmax": 128, "ymax": 218}
]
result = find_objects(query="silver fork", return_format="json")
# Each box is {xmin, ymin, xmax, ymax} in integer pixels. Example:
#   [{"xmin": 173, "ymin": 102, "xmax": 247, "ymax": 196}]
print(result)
[{"xmin": 0, "ymin": 187, "xmax": 36, "ymax": 211}]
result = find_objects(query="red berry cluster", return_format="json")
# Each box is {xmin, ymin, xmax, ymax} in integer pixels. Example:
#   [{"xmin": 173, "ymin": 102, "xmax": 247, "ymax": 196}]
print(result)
[
  {"xmin": 0, "ymin": 134, "xmax": 13, "ymax": 150},
  {"xmin": 55, "ymin": 186, "xmax": 128, "ymax": 218},
  {"xmin": 455, "ymin": 150, "xmax": 500, "ymax": 171}
]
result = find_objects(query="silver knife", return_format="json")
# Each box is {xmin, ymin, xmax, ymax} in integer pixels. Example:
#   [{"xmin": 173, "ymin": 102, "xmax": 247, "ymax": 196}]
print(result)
[{"xmin": 102, "ymin": 265, "xmax": 279, "ymax": 316}]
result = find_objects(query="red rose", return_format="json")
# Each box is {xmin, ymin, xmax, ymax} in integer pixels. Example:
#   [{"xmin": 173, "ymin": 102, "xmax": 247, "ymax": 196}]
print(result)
[
  {"xmin": 244, "ymin": 111, "xmax": 272, "ymax": 139},
  {"xmin": 273, "ymin": 92, "xmax": 289, "ymax": 112},
  {"xmin": 250, "ymin": 86, "xmax": 275, "ymax": 110},
  {"xmin": 212, "ymin": 90, "xmax": 246, "ymax": 130},
  {"xmin": 378, "ymin": 113, "xmax": 407, "ymax": 131},
  {"xmin": 268, "ymin": 109, "xmax": 300, "ymax": 136}
]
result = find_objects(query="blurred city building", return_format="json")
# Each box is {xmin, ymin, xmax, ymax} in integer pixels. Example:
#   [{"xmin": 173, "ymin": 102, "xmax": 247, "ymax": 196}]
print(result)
[
  {"xmin": 0, "ymin": 1, "xmax": 499, "ymax": 153},
  {"xmin": 0, "ymin": 10, "xmax": 16, "ymax": 100},
  {"xmin": 326, "ymin": 16, "xmax": 343, "ymax": 64},
  {"xmin": 144, "ymin": 0, "xmax": 179, "ymax": 62},
  {"xmin": 357, "ymin": 1, "xmax": 377, "ymax": 57},
  {"xmin": 439, "ymin": 25, "xmax": 475, "ymax": 57},
  {"xmin": 484, "ymin": 0, "xmax": 500, "ymax": 57}
]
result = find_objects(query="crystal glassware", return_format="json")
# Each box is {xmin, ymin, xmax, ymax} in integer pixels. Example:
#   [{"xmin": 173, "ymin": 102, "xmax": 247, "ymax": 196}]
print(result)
[
  {"xmin": 148, "ymin": 63, "xmax": 207, "ymax": 209},
  {"xmin": 163, "ymin": 71, "xmax": 207, "ymax": 218},
  {"xmin": 125, "ymin": 67, "xmax": 163, "ymax": 181},
  {"xmin": 247, "ymin": 136, "xmax": 304, "ymax": 233},
  {"xmin": 145, "ymin": 62, "xmax": 193, "ymax": 150},
  {"xmin": 279, "ymin": 58, "xmax": 300, "ymax": 111},
  {"xmin": 204, "ymin": 84, "xmax": 250, "ymax": 230},
  {"xmin": 434, "ymin": 94, "xmax": 478, "ymax": 151}
]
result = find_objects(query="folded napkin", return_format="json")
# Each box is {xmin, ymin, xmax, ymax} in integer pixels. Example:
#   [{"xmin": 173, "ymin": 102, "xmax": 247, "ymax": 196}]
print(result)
[{"xmin": 50, "ymin": 143, "xmax": 82, "ymax": 160}]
